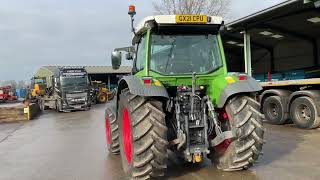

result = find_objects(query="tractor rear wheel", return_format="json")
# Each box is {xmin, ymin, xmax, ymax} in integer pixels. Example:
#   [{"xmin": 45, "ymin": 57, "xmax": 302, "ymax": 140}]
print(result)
[
  {"xmin": 118, "ymin": 89, "xmax": 168, "ymax": 179},
  {"xmin": 210, "ymin": 95, "xmax": 265, "ymax": 171},
  {"xmin": 105, "ymin": 105, "xmax": 120, "ymax": 155}
]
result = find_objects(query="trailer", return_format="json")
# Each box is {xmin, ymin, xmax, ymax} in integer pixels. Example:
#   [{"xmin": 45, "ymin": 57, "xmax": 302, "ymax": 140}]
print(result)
[
  {"xmin": 224, "ymin": 0, "xmax": 320, "ymax": 129},
  {"xmin": 32, "ymin": 66, "xmax": 91, "ymax": 112}
]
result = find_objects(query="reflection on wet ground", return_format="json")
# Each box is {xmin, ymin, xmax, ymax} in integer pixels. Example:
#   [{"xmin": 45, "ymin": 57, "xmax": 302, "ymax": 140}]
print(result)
[{"xmin": 0, "ymin": 104, "xmax": 320, "ymax": 180}]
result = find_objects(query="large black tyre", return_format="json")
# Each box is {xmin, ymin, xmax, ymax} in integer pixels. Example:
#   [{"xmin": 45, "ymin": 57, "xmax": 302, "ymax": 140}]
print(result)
[
  {"xmin": 118, "ymin": 89, "xmax": 168, "ymax": 180},
  {"xmin": 211, "ymin": 95, "xmax": 265, "ymax": 171},
  {"xmin": 38, "ymin": 99, "xmax": 45, "ymax": 111},
  {"xmin": 290, "ymin": 96, "xmax": 320, "ymax": 129},
  {"xmin": 263, "ymin": 96, "xmax": 289, "ymax": 125},
  {"xmin": 105, "ymin": 103, "xmax": 120, "ymax": 155}
]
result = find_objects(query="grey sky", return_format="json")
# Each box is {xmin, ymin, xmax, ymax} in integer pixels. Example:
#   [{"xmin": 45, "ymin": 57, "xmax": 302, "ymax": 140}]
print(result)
[{"xmin": 0, "ymin": 0, "xmax": 284, "ymax": 81}]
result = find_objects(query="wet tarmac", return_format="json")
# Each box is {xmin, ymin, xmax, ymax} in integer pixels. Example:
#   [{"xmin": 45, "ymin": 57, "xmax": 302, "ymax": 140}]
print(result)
[{"xmin": 0, "ymin": 104, "xmax": 320, "ymax": 180}]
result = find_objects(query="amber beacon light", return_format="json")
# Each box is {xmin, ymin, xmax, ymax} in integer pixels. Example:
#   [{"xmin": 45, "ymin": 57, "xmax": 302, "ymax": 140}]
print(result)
[{"xmin": 128, "ymin": 5, "xmax": 136, "ymax": 16}]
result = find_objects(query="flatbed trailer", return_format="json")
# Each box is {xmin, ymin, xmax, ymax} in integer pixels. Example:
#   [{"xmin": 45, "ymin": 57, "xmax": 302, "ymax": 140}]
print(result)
[
  {"xmin": 260, "ymin": 78, "xmax": 320, "ymax": 87},
  {"xmin": 257, "ymin": 77, "xmax": 320, "ymax": 129}
]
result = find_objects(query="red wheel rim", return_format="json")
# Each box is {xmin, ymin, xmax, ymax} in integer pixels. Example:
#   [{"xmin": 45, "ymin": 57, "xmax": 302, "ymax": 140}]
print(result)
[
  {"xmin": 214, "ymin": 109, "xmax": 232, "ymax": 154},
  {"xmin": 122, "ymin": 108, "xmax": 132, "ymax": 164},
  {"xmin": 214, "ymin": 139, "xmax": 232, "ymax": 154},
  {"xmin": 105, "ymin": 117, "xmax": 111, "ymax": 145}
]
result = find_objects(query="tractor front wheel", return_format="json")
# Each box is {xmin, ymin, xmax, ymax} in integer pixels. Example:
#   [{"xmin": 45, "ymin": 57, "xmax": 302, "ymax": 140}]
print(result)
[
  {"xmin": 118, "ymin": 89, "xmax": 168, "ymax": 179},
  {"xmin": 210, "ymin": 95, "xmax": 265, "ymax": 171},
  {"xmin": 105, "ymin": 105, "xmax": 120, "ymax": 155}
]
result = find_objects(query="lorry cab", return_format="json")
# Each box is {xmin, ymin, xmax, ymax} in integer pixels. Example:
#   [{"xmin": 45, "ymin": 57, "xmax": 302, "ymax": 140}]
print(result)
[
  {"xmin": 55, "ymin": 67, "xmax": 90, "ymax": 112},
  {"xmin": 33, "ymin": 66, "xmax": 90, "ymax": 112}
]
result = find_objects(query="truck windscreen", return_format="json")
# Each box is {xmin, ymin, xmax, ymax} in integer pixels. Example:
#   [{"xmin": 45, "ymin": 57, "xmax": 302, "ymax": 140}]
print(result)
[{"xmin": 60, "ymin": 69, "xmax": 88, "ymax": 90}]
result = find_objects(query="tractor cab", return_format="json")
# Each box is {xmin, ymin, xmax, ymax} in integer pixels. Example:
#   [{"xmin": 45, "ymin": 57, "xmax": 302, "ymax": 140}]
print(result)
[
  {"xmin": 112, "ymin": 14, "xmax": 226, "ymax": 83},
  {"xmin": 30, "ymin": 77, "xmax": 47, "ymax": 97}
]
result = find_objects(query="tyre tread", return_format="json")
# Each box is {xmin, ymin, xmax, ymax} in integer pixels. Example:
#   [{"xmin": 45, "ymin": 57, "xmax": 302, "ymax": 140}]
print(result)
[
  {"xmin": 212, "ymin": 95, "xmax": 265, "ymax": 171},
  {"xmin": 119, "ymin": 89, "xmax": 168, "ymax": 179}
]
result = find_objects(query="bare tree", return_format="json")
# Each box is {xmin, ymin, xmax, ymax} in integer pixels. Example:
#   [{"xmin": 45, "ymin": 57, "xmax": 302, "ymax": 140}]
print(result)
[{"xmin": 153, "ymin": 0, "xmax": 231, "ymax": 16}]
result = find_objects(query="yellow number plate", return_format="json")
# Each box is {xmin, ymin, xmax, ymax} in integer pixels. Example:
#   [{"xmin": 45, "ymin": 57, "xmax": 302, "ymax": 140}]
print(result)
[{"xmin": 176, "ymin": 15, "xmax": 207, "ymax": 24}]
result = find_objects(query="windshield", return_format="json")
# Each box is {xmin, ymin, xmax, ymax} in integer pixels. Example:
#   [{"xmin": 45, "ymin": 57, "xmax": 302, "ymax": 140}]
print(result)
[
  {"xmin": 61, "ymin": 76, "xmax": 88, "ymax": 90},
  {"xmin": 34, "ymin": 78, "xmax": 45, "ymax": 84},
  {"xmin": 150, "ymin": 34, "xmax": 223, "ymax": 75}
]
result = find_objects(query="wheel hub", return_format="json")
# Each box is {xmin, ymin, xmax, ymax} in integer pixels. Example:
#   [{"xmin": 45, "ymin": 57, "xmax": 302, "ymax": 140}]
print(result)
[
  {"xmin": 122, "ymin": 108, "xmax": 132, "ymax": 164},
  {"xmin": 269, "ymin": 103, "xmax": 278, "ymax": 118},
  {"xmin": 214, "ymin": 139, "xmax": 232, "ymax": 154},
  {"xmin": 298, "ymin": 104, "xmax": 311, "ymax": 121}
]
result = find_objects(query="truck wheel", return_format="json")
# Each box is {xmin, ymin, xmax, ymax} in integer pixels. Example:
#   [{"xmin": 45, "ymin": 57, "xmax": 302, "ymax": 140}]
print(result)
[
  {"xmin": 211, "ymin": 95, "xmax": 265, "ymax": 171},
  {"xmin": 56, "ymin": 100, "xmax": 63, "ymax": 112},
  {"xmin": 39, "ymin": 99, "xmax": 44, "ymax": 111},
  {"xmin": 290, "ymin": 96, "xmax": 320, "ymax": 129},
  {"xmin": 263, "ymin": 96, "xmax": 289, "ymax": 125},
  {"xmin": 118, "ymin": 89, "xmax": 168, "ymax": 179},
  {"xmin": 105, "ymin": 108, "xmax": 120, "ymax": 155}
]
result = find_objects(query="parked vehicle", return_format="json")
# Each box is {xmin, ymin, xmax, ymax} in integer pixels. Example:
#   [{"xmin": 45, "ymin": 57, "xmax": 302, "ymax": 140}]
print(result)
[
  {"xmin": 31, "ymin": 66, "xmax": 91, "ymax": 112},
  {"xmin": 104, "ymin": 6, "xmax": 265, "ymax": 179},
  {"xmin": 0, "ymin": 86, "xmax": 17, "ymax": 102},
  {"xmin": 90, "ymin": 81, "xmax": 114, "ymax": 104}
]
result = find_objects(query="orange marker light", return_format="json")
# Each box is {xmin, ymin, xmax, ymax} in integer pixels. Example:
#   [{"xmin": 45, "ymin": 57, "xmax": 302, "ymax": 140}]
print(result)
[{"xmin": 128, "ymin": 5, "xmax": 136, "ymax": 16}]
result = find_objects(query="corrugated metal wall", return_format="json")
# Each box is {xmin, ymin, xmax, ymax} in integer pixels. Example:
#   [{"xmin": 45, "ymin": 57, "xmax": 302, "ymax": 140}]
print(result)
[
  {"xmin": 251, "ymin": 39, "xmax": 316, "ymax": 74},
  {"xmin": 252, "ymin": 49, "xmax": 271, "ymax": 74},
  {"xmin": 273, "ymin": 39, "xmax": 314, "ymax": 72},
  {"xmin": 318, "ymin": 38, "xmax": 320, "ymax": 65}
]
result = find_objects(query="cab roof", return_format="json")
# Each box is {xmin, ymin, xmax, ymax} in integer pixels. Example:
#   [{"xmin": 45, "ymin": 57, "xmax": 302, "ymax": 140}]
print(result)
[{"xmin": 133, "ymin": 15, "xmax": 223, "ymax": 43}]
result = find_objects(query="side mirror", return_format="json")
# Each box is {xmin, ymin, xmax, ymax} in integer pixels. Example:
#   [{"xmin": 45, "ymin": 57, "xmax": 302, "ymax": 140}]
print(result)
[{"xmin": 111, "ymin": 51, "xmax": 122, "ymax": 70}]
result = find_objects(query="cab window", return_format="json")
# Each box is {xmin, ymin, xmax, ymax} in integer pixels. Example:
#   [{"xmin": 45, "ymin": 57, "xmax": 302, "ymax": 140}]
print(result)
[{"xmin": 135, "ymin": 35, "xmax": 147, "ymax": 71}]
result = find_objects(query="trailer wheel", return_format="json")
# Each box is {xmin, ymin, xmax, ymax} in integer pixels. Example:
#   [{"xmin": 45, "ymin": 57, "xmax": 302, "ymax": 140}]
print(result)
[
  {"xmin": 118, "ymin": 89, "xmax": 168, "ymax": 179},
  {"xmin": 210, "ymin": 95, "xmax": 265, "ymax": 171},
  {"xmin": 105, "ymin": 108, "xmax": 120, "ymax": 155},
  {"xmin": 263, "ymin": 96, "xmax": 289, "ymax": 125},
  {"xmin": 290, "ymin": 96, "xmax": 320, "ymax": 129}
]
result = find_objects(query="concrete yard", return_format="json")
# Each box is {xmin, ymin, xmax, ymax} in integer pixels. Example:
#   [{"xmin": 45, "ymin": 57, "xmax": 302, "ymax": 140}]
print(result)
[{"xmin": 0, "ymin": 104, "xmax": 320, "ymax": 180}]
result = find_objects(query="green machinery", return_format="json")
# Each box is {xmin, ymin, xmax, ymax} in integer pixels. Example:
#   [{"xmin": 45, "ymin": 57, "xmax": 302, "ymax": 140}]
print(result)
[{"xmin": 104, "ymin": 5, "xmax": 265, "ymax": 179}]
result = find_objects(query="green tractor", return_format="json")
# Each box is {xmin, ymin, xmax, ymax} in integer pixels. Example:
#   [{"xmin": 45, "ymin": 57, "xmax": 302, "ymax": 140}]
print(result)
[{"xmin": 105, "ymin": 5, "xmax": 265, "ymax": 180}]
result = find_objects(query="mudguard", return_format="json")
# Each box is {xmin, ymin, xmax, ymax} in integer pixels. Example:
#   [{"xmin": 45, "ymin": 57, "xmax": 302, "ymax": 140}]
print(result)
[
  {"xmin": 289, "ymin": 90, "xmax": 320, "ymax": 113},
  {"xmin": 217, "ymin": 76, "xmax": 262, "ymax": 108},
  {"xmin": 117, "ymin": 76, "xmax": 169, "ymax": 99}
]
